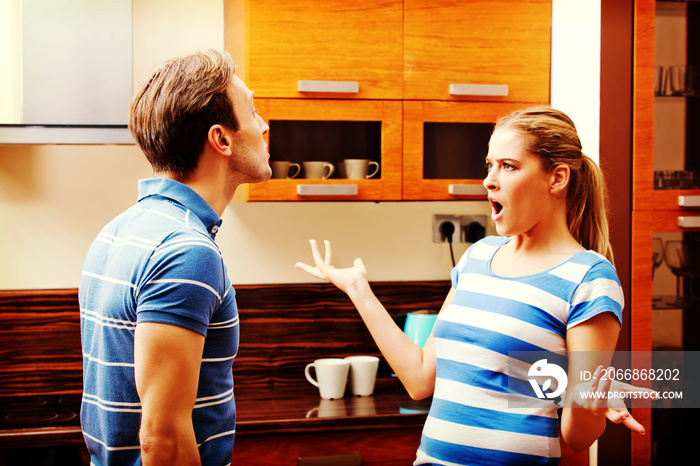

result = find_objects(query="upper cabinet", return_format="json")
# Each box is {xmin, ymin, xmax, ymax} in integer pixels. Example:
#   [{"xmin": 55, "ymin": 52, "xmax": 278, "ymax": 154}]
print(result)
[
  {"xmin": 246, "ymin": 0, "xmax": 551, "ymax": 103},
  {"xmin": 239, "ymin": 0, "xmax": 552, "ymax": 201},
  {"xmin": 403, "ymin": 0, "xmax": 551, "ymax": 102},
  {"xmin": 245, "ymin": 0, "xmax": 404, "ymax": 100}
]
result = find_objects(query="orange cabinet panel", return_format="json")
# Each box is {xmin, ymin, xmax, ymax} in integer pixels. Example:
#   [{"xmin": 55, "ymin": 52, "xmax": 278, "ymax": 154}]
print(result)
[
  {"xmin": 403, "ymin": 0, "xmax": 552, "ymax": 102},
  {"xmin": 246, "ymin": 98, "xmax": 402, "ymax": 201},
  {"xmin": 402, "ymin": 100, "xmax": 533, "ymax": 201},
  {"xmin": 245, "ymin": 0, "xmax": 404, "ymax": 100}
]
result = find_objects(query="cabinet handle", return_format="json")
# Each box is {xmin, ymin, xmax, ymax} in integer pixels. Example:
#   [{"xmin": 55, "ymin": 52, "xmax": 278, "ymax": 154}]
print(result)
[
  {"xmin": 297, "ymin": 185, "xmax": 359, "ymax": 196},
  {"xmin": 678, "ymin": 195, "xmax": 700, "ymax": 207},
  {"xmin": 449, "ymin": 83, "xmax": 509, "ymax": 97},
  {"xmin": 448, "ymin": 184, "xmax": 487, "ymax": 196},
  {"xmin": 678, "ymin": 216, "xmax": 700, "ymax": 229},
  {"xmin": 298, "ymin": 80, "xmax": 359, "ymax": 93}
]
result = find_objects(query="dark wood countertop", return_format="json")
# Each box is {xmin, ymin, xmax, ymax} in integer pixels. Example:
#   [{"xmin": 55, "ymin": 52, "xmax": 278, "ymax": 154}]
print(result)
[
  {"xmin": 235, "ymin": 378, "xmax": 430, "ymax": 437},
  {"xmin": 0, "ymin": 378, "xmax": 429, "ymax": 448}
]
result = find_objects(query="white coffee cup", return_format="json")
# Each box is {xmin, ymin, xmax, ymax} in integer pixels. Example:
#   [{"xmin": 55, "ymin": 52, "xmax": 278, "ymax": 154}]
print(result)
[
  {"xmin": 343, "ymin": 159, "xmax": 379, "ymax": 179},
  {"xmin": 344, "ymin": 355, "xmax": 379, "ymax": 396},
  {"xmin": 304, "ymin": 358, "xmax": 349, "ymax": 399},
  {"xmin": 270, "ymin": 161, "xmax": 301, "ymax": 179},
  {"xmin": 303, "ymin": 161, "xmax": 335, "ymax": 179}
]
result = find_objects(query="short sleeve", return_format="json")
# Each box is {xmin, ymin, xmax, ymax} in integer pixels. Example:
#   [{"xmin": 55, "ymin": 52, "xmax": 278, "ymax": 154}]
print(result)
[
  {"xmin": 136, "ymin": 234, "xmax": 226, "ymax": 336},
  {"xmin": 567, "ymin": 259, "xmax": 624, "ymax": 329}
]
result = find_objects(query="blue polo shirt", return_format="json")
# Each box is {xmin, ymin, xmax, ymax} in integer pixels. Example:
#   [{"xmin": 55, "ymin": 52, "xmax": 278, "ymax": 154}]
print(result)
[{"xmin": 79, "ymin": 178, "xmax": 238, "ymax": 466}]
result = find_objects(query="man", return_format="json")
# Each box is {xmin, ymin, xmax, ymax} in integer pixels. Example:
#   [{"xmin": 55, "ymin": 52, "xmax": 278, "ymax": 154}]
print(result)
[{"xmin": 79, "ymin": 49, "xmax": 270, "ymax": 465}]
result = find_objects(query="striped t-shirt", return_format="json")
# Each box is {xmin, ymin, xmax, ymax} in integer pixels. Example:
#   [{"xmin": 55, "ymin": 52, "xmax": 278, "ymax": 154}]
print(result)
[
  {"xmin": 415, "ymin": 235, "xmax": 623, "ymax": 466},
  {"xmin": 79, "ymin": 178, "xmax": 238, "ymax": 466}
]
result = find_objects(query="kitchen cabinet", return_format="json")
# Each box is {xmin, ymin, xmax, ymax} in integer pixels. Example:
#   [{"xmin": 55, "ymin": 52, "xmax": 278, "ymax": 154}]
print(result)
[
  {"xmin": 245, "ymin": 98, "xmax": 402, "ymax": 201},
  {"xmin": 238, "ymin": 0, "xmax": 551, "ymax": 202},
  {"xmin": 402, "ymin": 100, "xmax": 525, "ymax": 200},
  {"xmin": 631, "ymin": 1, "xmax": 700, "ymax": 464},
  {"xmin": 245, "ymin": 0, "xmax": 404, "ymax": 100},
  {"xmin": 403, "ymin": 0, "xmax": 551, "ymax": 102}
]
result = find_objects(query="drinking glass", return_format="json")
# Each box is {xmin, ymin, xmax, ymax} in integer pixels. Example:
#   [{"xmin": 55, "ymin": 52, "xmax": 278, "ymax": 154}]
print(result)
[
  {"xmin": 652, "ymin": 237, "xmax": 664, "ymax": 280},
  {"xmin": 664, "ymin": 240, "xmax": 691, "ymax": 305}
]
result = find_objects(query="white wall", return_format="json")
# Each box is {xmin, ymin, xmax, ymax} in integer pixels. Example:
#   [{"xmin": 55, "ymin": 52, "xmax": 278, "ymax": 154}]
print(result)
[
  {"xmin": 0, "ymin": 0, "xmax": 601, "ymax": 289},
  {"xmin": 551, "ymin": 0, "xmax": 601, "ymax": 163}
]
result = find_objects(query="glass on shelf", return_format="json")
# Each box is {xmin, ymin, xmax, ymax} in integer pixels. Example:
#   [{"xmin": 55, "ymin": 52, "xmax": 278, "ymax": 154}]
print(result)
[
  {"xmin": 664, "ymin": 240, "xmax": 693, "ymax": 305},
  {"xmin": 669, "ymin": 65, "xmax": 697, "ymax": 97},
  {"xmin": 653, "ymin": 170, "xmax": 700, "ymax": 189}
]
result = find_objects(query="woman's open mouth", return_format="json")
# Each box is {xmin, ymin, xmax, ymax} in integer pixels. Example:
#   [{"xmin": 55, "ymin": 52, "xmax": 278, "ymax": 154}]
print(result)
[{"xmin": 489, "ymin": 198, "xmax": 503, "ymax": 220}]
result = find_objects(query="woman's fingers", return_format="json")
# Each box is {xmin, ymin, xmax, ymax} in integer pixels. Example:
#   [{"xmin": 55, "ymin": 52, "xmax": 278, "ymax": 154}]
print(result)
[
  {"xmin": 310, "ymin": 239, "xmax": 325, "ymax": 267},
  {"xmin": 324, "ymin": 240, "xmax": 333, "ymax": 267}
]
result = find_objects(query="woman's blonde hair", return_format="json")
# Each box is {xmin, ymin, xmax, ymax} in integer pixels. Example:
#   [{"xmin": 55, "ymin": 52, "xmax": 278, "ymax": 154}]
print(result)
[
  {"xmin": 494, "ymin": 106, "xmax": 614, "ymax": 264},
  {"xmin": 129, "ymin": 49, "xmax": 238, "ymax": 180}
]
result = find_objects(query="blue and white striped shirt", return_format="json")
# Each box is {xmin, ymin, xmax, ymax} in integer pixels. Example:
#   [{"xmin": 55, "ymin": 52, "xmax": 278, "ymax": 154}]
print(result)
[
  {"xmin": 79, "ymin": 178, "xmax": 238, "ymax": 466},
  {"xmin": 415, "ymin": 236, "xmax": 623, "ymax": 466}
]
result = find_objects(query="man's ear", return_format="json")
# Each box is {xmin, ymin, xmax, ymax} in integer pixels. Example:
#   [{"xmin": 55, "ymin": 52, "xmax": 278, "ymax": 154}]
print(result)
[
  {"xmin": 550, "ymin": 164, "xmax": 570, "ymax": 195},
  {"xmin": 207, "ymin": 124, "xmax": 232, "ymax": 156}
]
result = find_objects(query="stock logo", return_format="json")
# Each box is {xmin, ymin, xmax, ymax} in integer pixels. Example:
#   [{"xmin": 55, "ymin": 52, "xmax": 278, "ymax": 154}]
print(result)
[{"xmin": 528, "ymin": 359, "xmax": 568, "ymax": 399}]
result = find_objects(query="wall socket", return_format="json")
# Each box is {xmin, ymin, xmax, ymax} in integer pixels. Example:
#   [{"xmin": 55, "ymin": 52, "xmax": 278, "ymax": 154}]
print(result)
[{"xmin": 432, "ymin": 214, "xmax": 487, "ymax": 243}]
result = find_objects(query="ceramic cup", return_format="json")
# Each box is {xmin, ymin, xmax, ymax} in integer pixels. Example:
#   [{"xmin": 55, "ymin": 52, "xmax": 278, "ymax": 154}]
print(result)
[
  {"xmin": 303, "ymin": 161, "xmax": 335, "ymax": 179},
  {"xmin": 304, "ymin": 358, "xmax": 349, "ymax": 399},
  {"xmin": 270, "ymin": 161, "xmax": 301, "ymax": 179},
  {"xmin": 403, "ymin": 311, "xmax": 438, "ymax": 349},
  {"xmin": 344, "ymin": 355, "xmax": 380, "ymax": 396},
  {"xmin": 343, "ymin": 159, "xmax": 379, "ymax": 179}
]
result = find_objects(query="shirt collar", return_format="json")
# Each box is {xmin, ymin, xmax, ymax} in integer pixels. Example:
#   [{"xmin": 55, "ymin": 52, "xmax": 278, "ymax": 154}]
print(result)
[{"xmin": 137, "ymin": 178, "xmax": 223, "ymax": 239}]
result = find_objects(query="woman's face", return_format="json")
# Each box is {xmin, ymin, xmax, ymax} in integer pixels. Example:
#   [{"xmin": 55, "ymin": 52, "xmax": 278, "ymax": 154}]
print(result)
[{"xmin": 483, "ymin": 127, "xmax": 557, "ymax": 238}]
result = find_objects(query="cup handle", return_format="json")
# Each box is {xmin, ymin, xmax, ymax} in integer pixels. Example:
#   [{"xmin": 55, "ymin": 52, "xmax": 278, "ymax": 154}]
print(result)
[
  {"xmin": 305, "ymin": 363, "xmax": 319, "ymax": 387},
  {"xmin": 323, "ymin": 163, "xmax": 335, "ymax": 180},
  {"xmin": 366, "ymin": 161, "xmax": 380, "ymax": 179},
  {"xmin": 323, "ymin": 163, "xmax": 335, "ymax": 179},
  {"xmin": 288, "ymin": 163, "xmax": 301, "ymax": 179}
]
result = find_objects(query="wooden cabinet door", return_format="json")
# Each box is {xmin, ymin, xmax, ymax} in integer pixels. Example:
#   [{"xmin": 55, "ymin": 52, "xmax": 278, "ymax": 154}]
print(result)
[
  {"xmin": 402, "ymin": 100, "xmax": 529, "ymax": 201},
  {"xmin": 246, "ymin": 98, "xmax": 402, "ymax": 201},
  {"xmin": 403, "ymin": 0, "xmax": 551, "ymax": 102},
  {"xmin": 245, "ymin": 0, "xmax": 404, "ymax": 100}
]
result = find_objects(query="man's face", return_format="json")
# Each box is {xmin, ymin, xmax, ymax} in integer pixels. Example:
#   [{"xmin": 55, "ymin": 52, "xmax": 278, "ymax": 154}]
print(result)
[{"xmin": 225, "ymin": 75, "xmax": 271, "ymax": 184}]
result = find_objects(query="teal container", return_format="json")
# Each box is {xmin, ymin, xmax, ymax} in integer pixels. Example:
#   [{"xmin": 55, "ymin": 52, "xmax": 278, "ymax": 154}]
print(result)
[{"xmin": 403, "ymin": 311, "xmax": 438, "ymax": 349}]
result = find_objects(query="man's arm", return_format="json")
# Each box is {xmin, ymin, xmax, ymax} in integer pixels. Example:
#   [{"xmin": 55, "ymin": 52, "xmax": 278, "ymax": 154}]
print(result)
[{"xmin": 135, "ymin": 322, "xmax": 205, "ymax": 465}]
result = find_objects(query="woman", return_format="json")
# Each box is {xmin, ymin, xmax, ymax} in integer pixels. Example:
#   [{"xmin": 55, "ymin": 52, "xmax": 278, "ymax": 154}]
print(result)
[{"xmin": 295, "ymin": 107, "xmax": 654, "ymax": 465}]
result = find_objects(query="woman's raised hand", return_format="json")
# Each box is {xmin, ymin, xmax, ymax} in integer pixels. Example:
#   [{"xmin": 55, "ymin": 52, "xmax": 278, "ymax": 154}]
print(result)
[
  {"xmin": 571, "ymin": 365, "xmax": 659, "ymax": 435},
  {"xmin": 294, "ymin": 240, "xmax": 368, "ymax": 294}
]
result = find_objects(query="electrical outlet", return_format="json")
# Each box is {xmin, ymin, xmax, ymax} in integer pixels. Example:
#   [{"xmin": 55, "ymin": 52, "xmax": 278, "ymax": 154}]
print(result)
[
  {"xmin": 461, "ymin": 215, "xmax": 487, "ymax": 243},
  {"xmin": 432, "ymin": 215, "xmax": 462, "ymax": 243}
]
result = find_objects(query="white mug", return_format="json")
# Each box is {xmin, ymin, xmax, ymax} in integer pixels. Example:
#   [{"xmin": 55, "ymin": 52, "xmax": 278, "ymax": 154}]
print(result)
[
  {"xmin": 304, "ymin": 358, "xmax": 349, "ymax": 399},
  {"xmin": 344, "ymin": 355, "xmax": 379, "ymax": 396},
  {"xmin": 270, "ymin": 161, "xmax": 301, "ymax": 179},
  {"xmin": 303, "ymin": 161, "xmax": 335, "ymax": 179},
  {"xmin": 343, "ymin": 159, "xmax": 379, "ymax": 179}
]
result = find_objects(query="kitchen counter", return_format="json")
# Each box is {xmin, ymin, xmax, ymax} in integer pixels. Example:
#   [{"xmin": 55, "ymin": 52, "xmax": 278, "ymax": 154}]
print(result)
[
  {"xmin": 235, "ymin": 378, "xmax": 430, "ymax": 436},
  {"xmin": 0, "ymin": 378, "xmax": 429, "ymax": 449}
]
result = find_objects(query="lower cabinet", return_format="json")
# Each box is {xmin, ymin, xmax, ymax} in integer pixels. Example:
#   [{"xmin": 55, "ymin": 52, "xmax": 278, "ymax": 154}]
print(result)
[{"xmin": 232, "ymin": 428, "xmax": 422, "ymax": 465}]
